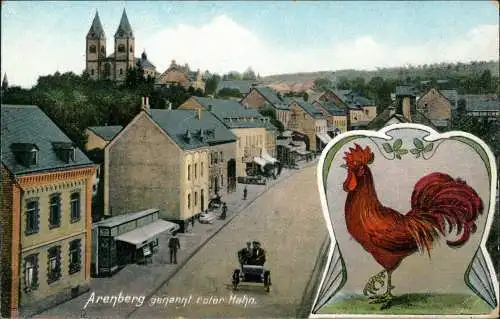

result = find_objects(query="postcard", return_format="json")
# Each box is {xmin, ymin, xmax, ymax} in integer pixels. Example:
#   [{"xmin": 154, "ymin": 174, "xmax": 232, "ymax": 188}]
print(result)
[{"xmin": 1, "ymin": 1, "xmax": 498, "ymax": 318}]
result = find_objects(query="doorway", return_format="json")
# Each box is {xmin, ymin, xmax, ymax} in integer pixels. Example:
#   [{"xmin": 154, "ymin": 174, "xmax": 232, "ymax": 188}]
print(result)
[{"xmin": 227, "ymin": 159, "xmax": 236, "ymax": 193}]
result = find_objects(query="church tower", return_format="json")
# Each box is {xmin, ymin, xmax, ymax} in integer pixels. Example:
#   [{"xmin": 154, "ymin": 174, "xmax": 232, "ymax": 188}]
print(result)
[
  {"xmin": 113, "ymin": 9, "xmax": 135, "ymax": 82},
  {"xmin": 86, "ymin": 11, "xmax": 106, "ymax": 80}
]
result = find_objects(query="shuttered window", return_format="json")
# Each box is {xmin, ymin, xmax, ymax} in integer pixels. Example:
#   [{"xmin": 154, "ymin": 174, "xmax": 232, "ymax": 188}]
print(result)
[
  {"xmin": 70, "ymin": 192, "xmax": 81, "ymax": 222},
  {"xmin": 47, "ymin": 246, "xmax": 61, "ymax": 283},
  {"xmin": 25, "ymin": 199, "xmax": 39, "ymax": 235},
  {"xmin": 24, "ymin": 254, "xmax": 39, "ymax": 291},
  {"xmin": 49, "ymin": 194, "xmax": 61, "ymax": 228},
  {"xmin": 69, "ymin": 239, "xmax": 82, "ymax": 274}
]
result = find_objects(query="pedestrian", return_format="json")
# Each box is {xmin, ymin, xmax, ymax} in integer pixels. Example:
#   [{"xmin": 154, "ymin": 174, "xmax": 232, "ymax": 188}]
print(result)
[
  {"xmin": 168, "ymin": 232, "xmax": 180, "ymax": 264},
  {"xmin": 191, "ymin": 216, "xmax": 195, "ymax": 227},
  {"xmin": 243, "ymin": 186, "xmax": 248, "ymax": 200},
  {"xmin": 238, "ymin": 241, "xmax": 253, "ymax": 267},
  {"xmin": 221, "ymin": 202, "xmax": 227, "ymax": 220}
]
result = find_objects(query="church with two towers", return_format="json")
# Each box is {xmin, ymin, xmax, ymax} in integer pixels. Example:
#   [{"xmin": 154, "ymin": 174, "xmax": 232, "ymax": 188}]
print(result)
[{"xmin": 85, "ymin": 9, "xmax": 156, "ymax": 82}]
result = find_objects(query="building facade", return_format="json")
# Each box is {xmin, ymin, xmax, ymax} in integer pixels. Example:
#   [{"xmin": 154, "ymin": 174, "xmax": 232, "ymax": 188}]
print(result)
[
  {"xmin": 1, "ymin": 105, "xmax": 96, "ymax": 318},
  {"xmin": 417, "ymin": 88, "xmax": 452, "ymax": 129},
  {"xmin": 312, "ymin": 100, "xmax": 348, "ymax": 135},
  {"xmin": 85, "ymin": 10, "xmax": 156, "ymax": 82},
  {"xmin": 180, "ymin": 97, "xmax": 278, "ymax": 178},
  {"xmin": 367, "ymin": 87, "xmax": 437, "ymax": 131},
  {"xmin": 240, "ymin": 86, "xmax": 292, "ymax": 129},
  {"xmin": 287, "ymin": 99, "xmax": 329, "ymax": 152},
  {"xmin": 156, "ymin": 60, "xmax": 205, "ymax": 91},
  {"xmin": 85, "ymin": 126, "xmax": 123, "ymax": 222},
  {"xmin": 104, "ymin": 102, "xmax": 236, "ymax": 231}
]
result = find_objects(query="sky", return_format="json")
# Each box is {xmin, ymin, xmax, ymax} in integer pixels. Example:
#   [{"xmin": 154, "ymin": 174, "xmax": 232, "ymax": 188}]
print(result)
[{"xmin": 1, "ymin": 1, "xmax": 499, "ymax": 88}]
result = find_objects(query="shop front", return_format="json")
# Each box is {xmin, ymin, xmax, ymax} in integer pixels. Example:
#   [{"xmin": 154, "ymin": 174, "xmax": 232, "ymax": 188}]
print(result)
[{"xmin": 92, "ymin": 209, "xmax": 179, "ymax": 277}]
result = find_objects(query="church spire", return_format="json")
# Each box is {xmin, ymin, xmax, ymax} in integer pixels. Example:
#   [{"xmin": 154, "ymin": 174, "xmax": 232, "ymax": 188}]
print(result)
[
  {"xmin": 115, "ymin": 9, "xmax": 133, "ymax": 38},
  {"xmin": 87, "ymin": 10, "xmax": 106, "ymax": 39},
  {"xmin": 2, "ymin": 73, "xmax": 8, "ymax": 90}
]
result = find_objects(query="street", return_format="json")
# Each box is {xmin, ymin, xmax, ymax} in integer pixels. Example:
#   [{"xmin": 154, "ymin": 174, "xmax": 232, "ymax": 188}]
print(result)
[
  {"xmin": 33, "ymin": 163, "xmax": 327, "ymax": 318},
  {"xmin": 126, "ymin": 164, "xmax": 326, "ymax": 318}
]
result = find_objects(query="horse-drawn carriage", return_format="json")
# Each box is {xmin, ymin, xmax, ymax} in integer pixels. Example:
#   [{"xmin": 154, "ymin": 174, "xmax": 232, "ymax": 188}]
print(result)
[{"xmin": 232, "ymin": 242, "xmax": 271, "ymax": 292}]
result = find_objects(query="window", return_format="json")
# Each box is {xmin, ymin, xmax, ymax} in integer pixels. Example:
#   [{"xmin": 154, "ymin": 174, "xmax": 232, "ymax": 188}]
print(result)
[
  {"xmin": 120, "ymin": 68, "xmax": 123, "ymax": 75},
  {"xmin": 201, "ymin": 190, "xmax": 204, "ymax": 210},
  {"xmin": 195, "ymin": 163, "xmax": 198, "ymax": 179},
  {"xmin": 220, "ymin": 151, "xmax": 223, "ymax": 162},
  {"xmin": 100, "ymin": 46, "xmax": 105, "ymax": 54},
  {"xmin": 118, "ymin": 44, "xmax": 125, "ymax": 52},
  {"xmin": 130, "ymin": 45, "xmax": 133, "ymax": 52},
  {"xmin": 220, "ymin": 175, "xmax": 224, "ymax": 187},
  {"xmin": 26, "ymin": 199, "xmax": 39, "ymax": 235},
  {"xmin": 29, "ymin": 149, "xmax": 38, "ymax": 166},
  {"xmin": 70, "ymin": 192, "xmax": 80, "ymax": 222},
  {"xmin": 24, "ymin": 254, "xmax": 39, "ymax": 291},
  {"xmin": 91, "ymin": 69, "xmax": 95, "ymax": 76},
  {"xmin": 188, "ymin": 165, "xmax": 191, "ymax": 180},
  {"xmin": 201, "ymin": 162, "xmax": 204, "ymax": 177},
  {"xmin": 195, "ymin": 192, "xmax": 198, "ymax": 207},
  {"xmin": 89, "ymin": 45, "xmax": 96, "ymax": 53},
  {"xmin": 47, "ymin": 246, "xmax": 61, "ymax": 284},
  {"xmin": 187, "ymin": 194, "xmax": 191, "ymax": 209},
  {"xmin": 69, "ymin": 239, "xmax": 82, "ymax": 274},
  {"xmin": 49, "ymin": 194, "xmax": 61, "ymax": 228}
]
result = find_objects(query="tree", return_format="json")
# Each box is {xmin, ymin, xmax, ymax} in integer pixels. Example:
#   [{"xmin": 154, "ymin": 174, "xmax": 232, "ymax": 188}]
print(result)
[
  {"xmin": 242, "ymin": 67, "xmax": 257, "ymax": 80},
  {"xmin": 204, "ymin": 74, "xmax": 221, "ymax": 95},
  {"xmin": 479, "ymin": 70, "xmax": 492, "ymax": 93},
  {"xmin": 224, "ymin": 71, "xmax": 242, "ymax": 81},
  {"xmin": 336, "ymin": 76, "xmax": 351, "ymax": 90},
  {"xmin": 217, "ymin": 88, "xmax": 242, "ymax": 99},
  {"xmin": 314, "ymin": 77, "xmax": 332, "ymax": 91},
  {"xmin": 258, "ymin": 108, "xmax": 285, "ymax": 133}
]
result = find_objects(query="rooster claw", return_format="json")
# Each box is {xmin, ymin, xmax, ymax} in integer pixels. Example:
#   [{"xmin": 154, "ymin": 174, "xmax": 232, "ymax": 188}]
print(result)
[{"xmin": 368, "ymin": 293, "xmax": 393, "ymax": 305}]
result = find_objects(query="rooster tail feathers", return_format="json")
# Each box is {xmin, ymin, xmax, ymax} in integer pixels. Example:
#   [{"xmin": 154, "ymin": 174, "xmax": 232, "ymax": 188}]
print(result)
[{"xmin": 409, "ymin": 172, "xmax": 484, "ymax": 249}]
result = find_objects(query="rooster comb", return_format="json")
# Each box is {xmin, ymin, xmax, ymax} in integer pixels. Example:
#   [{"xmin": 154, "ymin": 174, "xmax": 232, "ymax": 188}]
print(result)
[{"xmin": 343, "ymin": 143, "xmax": 374, "ymax": 166}]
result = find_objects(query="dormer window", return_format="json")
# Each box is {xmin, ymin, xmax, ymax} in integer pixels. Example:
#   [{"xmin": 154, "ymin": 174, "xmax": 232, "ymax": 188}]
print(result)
[
  {"xmin": 11, "ymin": 143, "xmax": 39, "ymax": 167},
  {"xmin": 118, "ymin": 44, "xmax": 125, "ymax": 53},
  {"xmin": 52, "ymin": 142, "xmax": 75, "ymax": 163}
]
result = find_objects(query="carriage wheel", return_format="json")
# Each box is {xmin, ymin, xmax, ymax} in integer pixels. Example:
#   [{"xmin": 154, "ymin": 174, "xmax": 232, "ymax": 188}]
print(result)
[
  {"xmin": 264, "ymin": 270, "xmax": 271, "ymax": 292},
  {"xmin": 232, "ymin": 269, "xmax": 240, "ymax": 290}
]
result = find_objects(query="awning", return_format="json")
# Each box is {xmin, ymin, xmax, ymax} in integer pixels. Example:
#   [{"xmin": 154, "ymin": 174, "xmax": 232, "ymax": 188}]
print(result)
[
  {"xmin": 253, "ymin": 156, "xmax": 267, "ymax": 167},
  {"xmin": 261, "ymin": 149, "xmax": 279, "ymax": 164},
  {"xmin": 295, "ymin": 149, "xmax": 310, "ymax": 155},
  {"xmin": 115, "ymin": 220, "xmax": 179, "ymax": 248},
  {"xmin": 316, "ymin": 132, "xmax": 332, "ymax": 144}
]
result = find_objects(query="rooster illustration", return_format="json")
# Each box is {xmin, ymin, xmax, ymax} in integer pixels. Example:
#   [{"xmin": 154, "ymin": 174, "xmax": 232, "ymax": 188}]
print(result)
[{"xmin": 342, "ymin": 143, "xmax": 483, "ymax": 305}]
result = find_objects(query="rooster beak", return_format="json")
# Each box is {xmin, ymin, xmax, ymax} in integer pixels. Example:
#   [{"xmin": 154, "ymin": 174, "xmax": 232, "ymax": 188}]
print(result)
[{"xmin": 340, "ymin": 164, "xmax": 347, "ymax": 169}]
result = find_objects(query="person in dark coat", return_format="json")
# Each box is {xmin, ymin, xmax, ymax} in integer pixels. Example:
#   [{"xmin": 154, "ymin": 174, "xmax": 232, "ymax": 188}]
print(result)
[
  {"xmin": 221, "ymin": 202, "xmax": 227, "ymax": 220},
  {"xmin": 238, "ymin": 241, "xmax": 252, "ymax": 267},
  {"xmin": 168, "ymin": 232, "xmax": 180, "ymax": 264},
  {"xmin": 243, "ymin": 186, "xmax": 248, "ymax": 200},
  {"xmin": 251, "ymin": 241, "xmax": 266, "ymax": 266}
]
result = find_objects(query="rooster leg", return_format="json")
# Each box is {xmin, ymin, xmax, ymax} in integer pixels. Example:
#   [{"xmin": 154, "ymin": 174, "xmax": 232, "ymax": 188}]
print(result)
[
  {"xmin": 368, "ymin": 270, "xmax": 394, "ymax": 305},
  {"xmin": 363, "ymin": 270, "xmax": 386, "ymax": 297}
]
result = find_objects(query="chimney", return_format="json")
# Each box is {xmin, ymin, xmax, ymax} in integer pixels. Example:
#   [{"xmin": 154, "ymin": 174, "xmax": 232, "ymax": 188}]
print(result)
[
  {"xmin": 402, "ymin": 96, "xmax": 411, "ymax": 121},
  {"xmin": 196, "ymin": 108, "xmax": 201, "ymax": 120},
  {"xmin": 142, "ymin": 96, "xmax": 150, "ymax": 114}
]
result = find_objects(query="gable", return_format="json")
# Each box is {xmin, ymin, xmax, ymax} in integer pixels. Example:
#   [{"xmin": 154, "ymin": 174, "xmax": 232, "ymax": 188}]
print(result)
[
  {"xmin": 179, "ymin": 97, "xmax": 204, "ymax": 110},
  {"xmin": 109, "ymin": 112, "xmax": 181, "ymax": 153}
]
